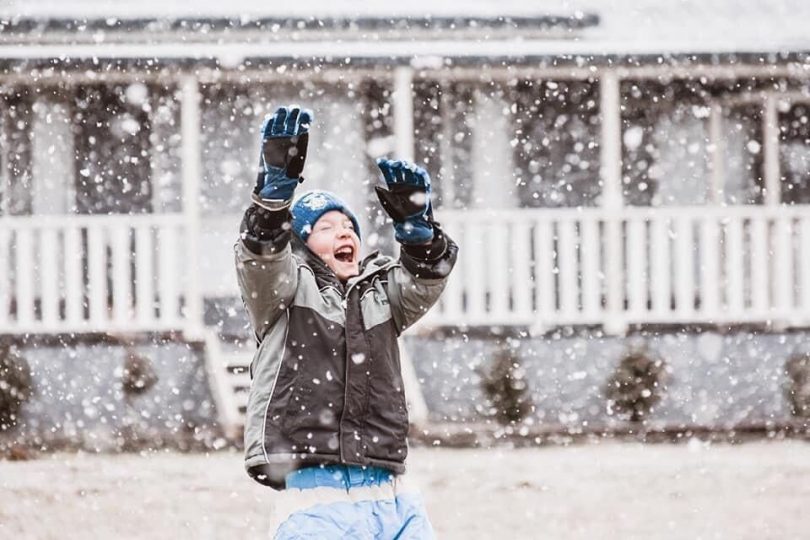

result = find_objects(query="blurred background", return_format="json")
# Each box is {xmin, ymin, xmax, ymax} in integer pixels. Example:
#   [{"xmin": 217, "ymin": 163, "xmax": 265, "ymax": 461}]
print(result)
[{"xmin": 0, "ymin": 1, "xmax": 809, "ymax": 538}]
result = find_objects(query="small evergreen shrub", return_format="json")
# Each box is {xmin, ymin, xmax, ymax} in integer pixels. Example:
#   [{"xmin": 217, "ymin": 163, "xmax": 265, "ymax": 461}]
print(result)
[
  {"xmin": 784, "ymin": 352, "xmax": 810, "ymax": 418},
  {"xmin": 0, "ymin": 340, "xmax": 34, "ymax": 432},
  {"xmin": 122, "ymin": 348, "xmax": 158, "ymax": 397},
  {"xmin": 479, "ymin": 341, "xmax": 533, "ymax": 425},
  {"xmin": 605, "ymin": 347, "xmax": 668, "ymax": 423}
]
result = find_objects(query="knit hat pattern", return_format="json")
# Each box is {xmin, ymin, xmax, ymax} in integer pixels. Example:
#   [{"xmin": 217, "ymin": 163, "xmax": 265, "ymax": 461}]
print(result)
[{"xmin": 290, "ymin": 190, "xmax": 361, "ymax": 242}]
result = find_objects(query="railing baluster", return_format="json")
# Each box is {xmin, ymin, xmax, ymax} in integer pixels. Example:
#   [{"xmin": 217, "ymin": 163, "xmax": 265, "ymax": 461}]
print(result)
[
  {"xmin": 580, "ymin": 217, "xmax": 601, "ymax": 320},
  {"xmin": 603, "ymin": 216, "xmax": 625, "ymax": 333},
  {"xmin": 110, "ymin": 225, "xmax": 131, "ymax": 325},
  {"xmin": 557, "ymin": 218, "xmax": 578, "ymax": 317},
  {"xmin": 511, "ymin": 220, "xmax": 532, "ymax": 319},
  {"xmin": 15, "ymin": 228, "xmax": 35, "ymax": 327},
  {"xmin": 674, "ymin": 216, "xmax": 694, "ymax": 317},
  {"xmin": 87, "ymin": 226, "xmax": 107, "ymax": 326},
  {"xmin": 135, "ymin": 225, "xmax": 155, "ymax": 326},
  {"xmin": 63, "ymin": 226, "xmax": 83, "ymax": 326},
  {"xmin": 488, "ymin": 220, "xmax": 509, "ymax": 320},
  {"xmin": 0, "ymin": 228, "xmax": 9, "ymax": 325},
  {"xmin": 534, "ymin": 218, "xmax": 554, "ymax": 327},
  {"xmin": 801, "ymin": 217, "xmax": 810, "ymax": 321},
  {"xmin": 158, "ymin": 225, "xmax": 179, "ymax": 324},
  {"xmin": 650, "ymin": 217, "xmax": 671, "ymax": 316},
  {"xmin": 725, "ymin": 217, "xmax": 745, "ymax": 315},
  {"xmin": 626, "ymin": 218, "xmax": 647, "ymax": 316},
  {"xmin": 465, "ymin": 223, "xmax": 486, "ymax": 319},
  {"xmin": 699, "ymin": 217, "xmax": 720, "ymax": 319},
  {"xmin": 40, "ymin": 227, "xmax": 60, "ymax": 328},
  {"xmin": 773, "ymin": 216, "xmax": 793, "ymax": 315},
  {"xmin": 749, "ymin": 217, "xmax": 769, "ymax": 315}
]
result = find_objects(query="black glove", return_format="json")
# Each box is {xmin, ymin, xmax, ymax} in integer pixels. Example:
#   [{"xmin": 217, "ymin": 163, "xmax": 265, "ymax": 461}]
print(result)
[
  {"xmin": 374, "ymin": 158, "xmax": 434, "ymax": 245},
  {"xmin": 254, "ymin": 106, "xmax": 312, "ymax": 201}
]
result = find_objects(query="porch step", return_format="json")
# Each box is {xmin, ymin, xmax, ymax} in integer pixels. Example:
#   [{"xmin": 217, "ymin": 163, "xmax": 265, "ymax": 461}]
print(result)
[
  {"xmin": 202, "ymin": 330, "xmax": 253, "ymax": 441},
  {"xmin": 225, "ymin": 355, "xmax": 252, "ymax": 417}
]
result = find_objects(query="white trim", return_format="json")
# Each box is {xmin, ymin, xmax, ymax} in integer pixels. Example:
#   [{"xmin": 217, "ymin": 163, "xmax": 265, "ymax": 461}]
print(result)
[
  {"xmin": 4, "ymin": 204, "xmax": 810, "ymax": 334},
  {"xmin": 262, "ymin": 310, "xmax": 290, "ymax": 464},
  {"xmin": 0, "ymin": 102, "xmax": 7, "ymax": 217},
  {"xmin": 708, "ymin": 101, "xmax": 726, "ymax": 204},
  {"xmin": 599, "ymin": 69, "xmax": 626, "ymax": 335},
  {"xmin": 180, "ymin": 75, "xmax": 204, "ymax": 339},
  {"xmin": 2, "ymin": 38, "xmax": 810, "ymax": 61},
  {"xmin": 437, "ymin": 80, "xmax": 457, "ymax": 208},
  {"xmin": 0, "ymin": 64, "xmax": 806, "ymax": 89},
  {"xmin": 393, "ymin": 66, "xmax": 415, "ymax": 161},
  {"xmin": 599, "ymin": 70, "xmax": 623, "ymax": 210},
  {"xmin": 0, "ymin": 212, "xmax": 185, "ymax": 228},
  {"xmin": 763, "ymin": 93, "xmax": 782, "ymax": 206},
  {"xmin": 427, "ymin": 205, "xmax": 810, "ymax": 332}
]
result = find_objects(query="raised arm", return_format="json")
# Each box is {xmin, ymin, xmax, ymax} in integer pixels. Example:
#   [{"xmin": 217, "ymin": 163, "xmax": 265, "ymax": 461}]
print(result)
[
  {"xmin": 375, "ymin": 159, "xmax": 459, "ymax": 333},
  {"xmin": 235, "ymin": 106, "xmax": 312, "ymax": 342}
]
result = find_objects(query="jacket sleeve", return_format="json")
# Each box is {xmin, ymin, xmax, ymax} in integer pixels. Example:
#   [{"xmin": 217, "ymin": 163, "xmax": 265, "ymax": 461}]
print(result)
[
  {"xmin": 234, "ymin": 197, "xmax": 298, "ymax": 342},
  {"xmin": 385, "ymin": 223, "xmax": 459, "ymax": 334}
]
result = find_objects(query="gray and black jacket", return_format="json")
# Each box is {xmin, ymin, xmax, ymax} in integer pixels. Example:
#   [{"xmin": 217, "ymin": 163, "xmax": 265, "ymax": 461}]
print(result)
[{"xmin": 235, "ymin": 204, "xmax": 458, "ymax": 489}]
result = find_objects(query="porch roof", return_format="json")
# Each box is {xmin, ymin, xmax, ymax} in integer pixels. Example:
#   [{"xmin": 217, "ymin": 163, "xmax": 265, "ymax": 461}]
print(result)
[{"xmin": 1, "ymin": 1, "xmax": 810, "ymax": 59}]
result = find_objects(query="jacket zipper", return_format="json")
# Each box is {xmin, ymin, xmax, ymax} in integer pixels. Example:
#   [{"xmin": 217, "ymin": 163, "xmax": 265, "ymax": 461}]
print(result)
[
  {"xmin": 338, "ymin": 284, "xmax": 353, "ymax": 463},
  {"xmin": 336, "ymin": 265, "xmax": 389, "ymax": 463}
]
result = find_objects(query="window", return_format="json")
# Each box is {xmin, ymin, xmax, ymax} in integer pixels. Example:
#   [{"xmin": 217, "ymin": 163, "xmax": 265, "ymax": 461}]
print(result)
[
  {"xmin": 513, "ymin": 79, "xmax": 600, "ymax": 208},
  {"xmin": 74, "ymin": 84, "xmax": 154, "ymax": 215},
  {"xmin": 781, "ymin": 103, "xmax": 810, "ymax": 205},
  {"xmin": 413, "ymin": 78, "xmax": 601, "ymax": 210},
  {"xmin": 621, "ymin": 80, "xmax": 713, "ymax": 207},
  {"xmin": 31, "ymin": 98, "xmax": 74, "ymax": 215},
  {"xmin": 723, "ymin": 103, "xmax": 764, "ymax": 205},
  {"xmin": 0, "ymin": 88, "xmax": 33, "ymax": 216}
]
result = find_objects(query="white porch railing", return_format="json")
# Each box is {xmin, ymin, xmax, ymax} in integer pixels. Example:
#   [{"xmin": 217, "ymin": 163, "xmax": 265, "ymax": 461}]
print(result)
[
  {"xmin": 3, "ymin": 205, "xmax": 809, "ymax": 336},
  {"xmin": 422, "ymin": 205, "xmax": 810, "ymax": 332},
  {"xmin": 0, "ymin": 213, "xmax": 191, "ymax": 334}
]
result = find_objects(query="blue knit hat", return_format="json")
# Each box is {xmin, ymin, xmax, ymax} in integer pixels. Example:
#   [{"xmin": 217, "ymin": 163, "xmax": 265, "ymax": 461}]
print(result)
[{"xmin": 291, "ymin": 190, "xmax": 361, "ymax": 242}]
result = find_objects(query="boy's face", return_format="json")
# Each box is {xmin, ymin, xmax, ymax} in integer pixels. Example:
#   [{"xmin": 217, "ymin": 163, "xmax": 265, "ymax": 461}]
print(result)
[{"xmin": 306, "ymin": 210, "xmax": 361, "ymax": 281}]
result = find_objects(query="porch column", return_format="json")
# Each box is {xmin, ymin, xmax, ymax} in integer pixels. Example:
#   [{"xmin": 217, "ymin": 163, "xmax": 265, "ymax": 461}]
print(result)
[
  {"xmin": 392, "ymin": 66, "xmax": 415, "ymax": 160},
  {"xmin": 764, "ymin": 93, "xmax": 791, "ymax": 325},
  {"xmin": 391, "ymin": 65, "xmax": 430, "ymax": 419},
  {"xmin": 180, "ymin": 75, "xmax": 204, "ymax": 339},
  {"xmin": 763, "ymin": 93, "xmax": 781, "ymax": 206},
  {"xmin": 599, "ymin": 69, "xmax": 627, "ymax": 335},
  {"xmin": 708, "ymin": 101, "xmax": 726, "ymax": 204}
]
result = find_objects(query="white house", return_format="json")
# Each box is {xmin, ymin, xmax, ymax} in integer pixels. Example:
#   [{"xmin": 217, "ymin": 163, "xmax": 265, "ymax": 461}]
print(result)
[{"xmin": 1, "ymin": 1, "xmax": 809, "ymax": 441}]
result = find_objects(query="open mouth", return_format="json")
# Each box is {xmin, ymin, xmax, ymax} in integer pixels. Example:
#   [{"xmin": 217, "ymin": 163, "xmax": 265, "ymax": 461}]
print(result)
[{"xmin": 334, "ymin": 245, "xmax": 355, "ymax": 263}]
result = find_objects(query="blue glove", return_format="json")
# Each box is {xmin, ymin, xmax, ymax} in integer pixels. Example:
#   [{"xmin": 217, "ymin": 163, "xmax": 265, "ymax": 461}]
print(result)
[
  {"xmin": 375, "ymin": 159, "xmax": 434, "ymax": 245},
  {"xmin": 255, "ymin": 106, "xmax": 313, "ymax": 201}
]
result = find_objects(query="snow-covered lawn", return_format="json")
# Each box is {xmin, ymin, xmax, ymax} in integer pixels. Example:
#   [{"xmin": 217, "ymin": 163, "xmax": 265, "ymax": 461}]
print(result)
[{"xmin": 1, "ymin": 440, "xmax": 809, "ymax": 539}]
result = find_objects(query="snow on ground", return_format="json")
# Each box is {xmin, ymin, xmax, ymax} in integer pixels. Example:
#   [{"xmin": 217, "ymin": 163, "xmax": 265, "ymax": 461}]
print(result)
[{"xmin": 1, "ymin": 440, "xmax": 809, "ymax": 539}]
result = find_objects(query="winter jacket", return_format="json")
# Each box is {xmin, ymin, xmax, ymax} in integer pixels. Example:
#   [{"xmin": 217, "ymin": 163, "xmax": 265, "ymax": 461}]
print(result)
[{"xmin": 235, "ymin": 204, "xmax": 458, "ymax": 489}]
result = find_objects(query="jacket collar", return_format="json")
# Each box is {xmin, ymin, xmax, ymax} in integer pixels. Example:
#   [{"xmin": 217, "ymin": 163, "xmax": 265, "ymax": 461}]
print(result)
[
  {"xmin": 291, "ymin": 236, "xmax": 342, "ymax": 290},
  {"xmin": 291, "ymin": 237, "xmax": 391, "ymax": 292}
]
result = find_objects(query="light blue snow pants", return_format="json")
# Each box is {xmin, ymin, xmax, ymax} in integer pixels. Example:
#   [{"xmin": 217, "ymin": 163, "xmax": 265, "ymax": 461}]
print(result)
[{"xmin": 270, "ymin": 464, "xmax": 435, "ymax": 539}]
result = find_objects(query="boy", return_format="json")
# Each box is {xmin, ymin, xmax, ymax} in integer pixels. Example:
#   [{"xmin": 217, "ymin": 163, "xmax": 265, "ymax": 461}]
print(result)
[{"xmin": 235, "ymin": 106, "xmax": 458, "ymax": 538}]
